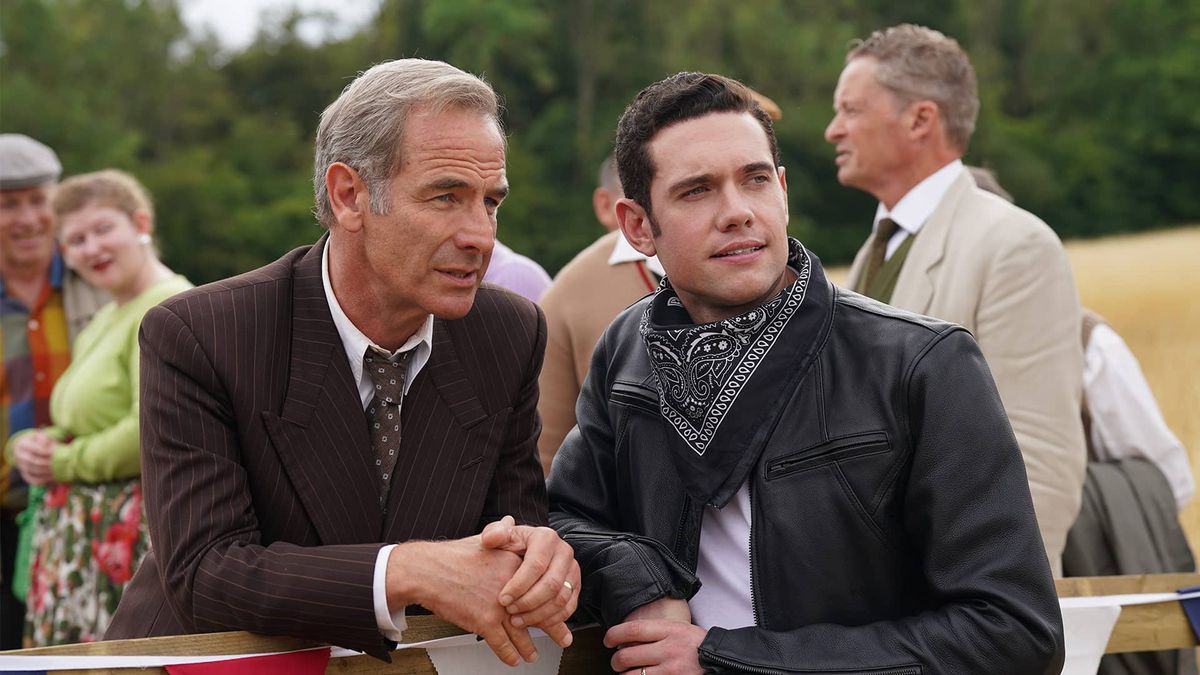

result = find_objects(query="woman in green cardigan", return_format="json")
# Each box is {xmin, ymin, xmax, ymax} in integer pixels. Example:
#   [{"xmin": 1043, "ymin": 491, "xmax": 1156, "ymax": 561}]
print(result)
[{"xmin": 7, "ymin": 169, "xmax": 191, "ymax": 646}]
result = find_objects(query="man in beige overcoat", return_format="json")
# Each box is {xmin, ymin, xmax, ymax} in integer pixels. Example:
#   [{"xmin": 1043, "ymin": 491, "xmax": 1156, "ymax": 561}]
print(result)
[{"xmin": 826, "ymin": 24, "xmax": 1085, "ymax": 576}]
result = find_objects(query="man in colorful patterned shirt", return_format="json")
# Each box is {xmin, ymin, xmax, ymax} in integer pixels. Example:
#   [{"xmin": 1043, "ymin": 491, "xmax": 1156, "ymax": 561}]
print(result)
[{"xmin": 0, "ymin": 133, "xmax": 107, "ymax": 649}]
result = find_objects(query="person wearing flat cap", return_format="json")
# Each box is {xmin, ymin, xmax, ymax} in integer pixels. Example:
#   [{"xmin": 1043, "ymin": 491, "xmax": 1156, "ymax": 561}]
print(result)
[{"xmin": 0, "ymin": 133, "xmax": 108, "ymax": 649}]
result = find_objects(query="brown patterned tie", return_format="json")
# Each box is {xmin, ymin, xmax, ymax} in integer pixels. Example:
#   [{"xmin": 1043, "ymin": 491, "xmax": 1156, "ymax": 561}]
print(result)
[
  {"xmin": 859, "ymin": 217, "xmax": 900, "ymax": 294},
  {"xmin": 363, "ymin": 346, "xmax": 413, "ymax": 504}
]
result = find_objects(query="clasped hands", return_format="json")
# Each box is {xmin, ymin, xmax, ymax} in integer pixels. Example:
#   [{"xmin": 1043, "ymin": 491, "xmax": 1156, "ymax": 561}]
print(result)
[
  {"xmin": 11, "ymin": 429, "xmax": 60, "ymax": 486},
  {"xmin": 386, "ymin": 515, "xmax": 580, "ymax": 666}
]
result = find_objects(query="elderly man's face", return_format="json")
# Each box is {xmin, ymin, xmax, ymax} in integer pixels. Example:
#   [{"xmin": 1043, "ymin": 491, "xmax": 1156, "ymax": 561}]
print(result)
[
  {"xmin": 358, "ymin": 106, "xmax": 508, "ymax": 323},
  {"xmin": 0, "ymin": 184, "xmax": 56, "ymax": 275},
  {"xmin": 825, "ymin": 57, "xmax": 913, "ymax": 200}
]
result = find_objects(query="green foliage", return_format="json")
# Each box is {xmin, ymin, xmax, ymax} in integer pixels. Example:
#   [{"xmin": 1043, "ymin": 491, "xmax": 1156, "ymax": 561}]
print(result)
[{"xmin": 2, "ymin": 0, "xmax": 1197, "ymax": 284}]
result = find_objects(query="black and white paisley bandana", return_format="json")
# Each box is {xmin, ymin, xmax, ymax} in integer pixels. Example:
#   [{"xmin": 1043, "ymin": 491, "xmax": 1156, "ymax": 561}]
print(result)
[{"xmin": 639, "ymin": 237, "xmax": 831, "ymax": 506}]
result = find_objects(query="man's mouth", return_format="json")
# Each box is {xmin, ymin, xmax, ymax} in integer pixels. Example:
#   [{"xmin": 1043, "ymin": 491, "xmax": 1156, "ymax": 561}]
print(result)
[
  {"xmin": 437, "ymin": 268, "xmax": 479, "ymax": 285},
  {"xmin": 714, "ymin": 245, "xmax": 764, "ymax": 258}
]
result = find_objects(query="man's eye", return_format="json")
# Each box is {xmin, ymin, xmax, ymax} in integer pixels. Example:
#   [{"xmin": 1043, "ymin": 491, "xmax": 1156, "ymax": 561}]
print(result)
[
  {"xmin": 434, "ymin": 194, "xmax": 455, "ymax": 203},
  {"xmin": 682, "ymin": 186, "xmax": 706, "ymax": 197}
]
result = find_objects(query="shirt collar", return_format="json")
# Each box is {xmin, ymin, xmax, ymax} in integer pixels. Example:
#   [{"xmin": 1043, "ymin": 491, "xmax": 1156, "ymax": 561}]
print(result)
[
  {"xmin": 873, "ymin": 159, "xmax": 964, "ymax": 237},
  {"xmin": 321, "ymin": 241, "xmax": 433, "ymax": 405},
  {"xmin": 608, "ymin": 233, "xmax": 666, "ymax": 277}
]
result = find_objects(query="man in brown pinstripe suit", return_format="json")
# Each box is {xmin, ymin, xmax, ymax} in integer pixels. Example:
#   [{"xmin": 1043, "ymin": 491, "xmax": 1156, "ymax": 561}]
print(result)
[{"xmin": 106, "ymin": 59, "xmax": 579, "ymax": 664}]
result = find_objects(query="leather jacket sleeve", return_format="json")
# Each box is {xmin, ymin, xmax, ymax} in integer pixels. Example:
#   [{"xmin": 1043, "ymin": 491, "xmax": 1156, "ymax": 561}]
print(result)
[
  {"xmin": 548, "ymin": 327, "xmax": 701, "ymax": 627},
  {"xmin": 696, "ymin": 328, "xmax": 1064, "ymax": 674}
]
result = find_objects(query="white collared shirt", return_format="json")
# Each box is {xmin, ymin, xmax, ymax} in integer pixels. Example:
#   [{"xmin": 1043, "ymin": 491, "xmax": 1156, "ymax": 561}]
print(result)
[
  {"xmin": 872, "ymin": 159, "xmax": 964, "ymax": 260},
  {"xmin": 321, "ymin": 240, "xmax": 435, "ymax": 641},
  {"xmin": 608, "ymin": 232, "xmax": 666, "ymax": 277}
]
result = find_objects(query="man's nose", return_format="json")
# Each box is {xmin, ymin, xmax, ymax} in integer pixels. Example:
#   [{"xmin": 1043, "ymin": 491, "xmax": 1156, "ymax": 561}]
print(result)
[
  {"xmin": 455, "ymin": 203, "xmax": 496, "ymax": 252},
  {"xmin": 716, "ymin": 189, "xmax": 754, "ymax": 232},
  {"xmin": 824, "ymin": 115, "xmax": 843, "ymax": 143}
]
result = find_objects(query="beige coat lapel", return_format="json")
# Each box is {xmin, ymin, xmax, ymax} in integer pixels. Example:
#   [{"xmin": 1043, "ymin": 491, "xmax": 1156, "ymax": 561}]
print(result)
[{"xmin": 890, "ymin": 170, "xmax": 975, "ymax": 315}]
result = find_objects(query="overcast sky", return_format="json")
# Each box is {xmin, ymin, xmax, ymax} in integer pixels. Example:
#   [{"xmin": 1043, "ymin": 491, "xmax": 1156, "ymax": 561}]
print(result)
[{"xmin": 179, "ymin": 0, "xmax": 381, "ymax": 51}]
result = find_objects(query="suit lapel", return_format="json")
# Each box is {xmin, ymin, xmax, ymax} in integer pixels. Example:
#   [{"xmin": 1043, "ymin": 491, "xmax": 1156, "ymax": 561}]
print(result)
[
  {"xmin": 426, "ymin": 320, "xmax": 490, "ymax": 428},
  {"xmin": 846, "ymin": 236, "xmax": 872, "ymax": 291},
  {"xmin": 262, "ymin": 236, "xmax": 379, "ymax": 546},
  {"xmin": 891, "ymin": 170, "xmax": 973, "ymax": 314}
]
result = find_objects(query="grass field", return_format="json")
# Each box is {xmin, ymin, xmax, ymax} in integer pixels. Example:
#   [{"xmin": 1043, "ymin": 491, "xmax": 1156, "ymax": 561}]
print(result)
[{"xmin": 828, "ymin": 225, "xmax": 1200, "ymax": 549}]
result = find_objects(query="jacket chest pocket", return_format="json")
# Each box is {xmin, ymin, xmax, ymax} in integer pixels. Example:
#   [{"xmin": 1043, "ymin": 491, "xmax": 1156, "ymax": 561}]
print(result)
[{"xmin": 765, "ymin": 431, "xmax": 891, "ymax": 480}]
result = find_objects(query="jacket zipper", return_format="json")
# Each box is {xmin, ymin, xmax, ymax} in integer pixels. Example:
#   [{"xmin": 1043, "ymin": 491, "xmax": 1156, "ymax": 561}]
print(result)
[
  {"xmin": 749, "ymin": 480, "xmax": 760, "ymax": 626},
  {"xmin": 567, "ymin": 531, "xmax": 674, "ymax": 590}
]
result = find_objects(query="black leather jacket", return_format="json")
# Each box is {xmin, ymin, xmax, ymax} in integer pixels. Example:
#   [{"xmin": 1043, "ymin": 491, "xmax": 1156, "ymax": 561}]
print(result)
[{"xmin": 548, "ymin": 271, "xmax": 1065, "ymax": 674}]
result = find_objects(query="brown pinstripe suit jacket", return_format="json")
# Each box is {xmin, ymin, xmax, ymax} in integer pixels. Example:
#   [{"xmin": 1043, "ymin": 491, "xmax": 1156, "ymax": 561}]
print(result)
[{"xmin": 105, "ymin": 239, "xmax": 548, "ymax": 658}]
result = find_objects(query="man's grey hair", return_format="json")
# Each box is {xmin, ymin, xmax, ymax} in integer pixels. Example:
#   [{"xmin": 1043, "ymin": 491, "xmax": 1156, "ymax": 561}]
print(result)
[
  {"xmin": 597, "ymin": 154, "xmax": 622, "ymax": 194},
  {"xmin": 848, "ymin": 24, "xmax": 979, "ymax": 153},
  {"xmin": 313, "ymin": 59, "xmax": 500, "ymax": 229}
]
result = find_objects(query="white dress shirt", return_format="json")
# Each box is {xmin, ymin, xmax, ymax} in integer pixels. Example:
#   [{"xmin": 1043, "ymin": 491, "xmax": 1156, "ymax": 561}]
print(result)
[
  {"xmin": 608, "ymin": 232, "xmax": 666, "ymax": 277},
  {"xmin": 1085, "ymin": 323, "xmax": 1194, "ymax": 510},
  {"xmin": 689, "ymin": 483, "xmax": 755, "ymax": 630},
  {"xmin": 873, "ymin": 160, "xmax": 964, "ymax": 260},
  {"xmin": 321, "ymin": 241, "xmax": 435, "ymax": 641}
]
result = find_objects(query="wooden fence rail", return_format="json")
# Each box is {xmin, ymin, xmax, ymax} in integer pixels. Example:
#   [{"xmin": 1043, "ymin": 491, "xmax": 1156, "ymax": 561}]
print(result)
[{"xmin": 3, "ymin": 573, "xmax": 1196, "ymax": 674}]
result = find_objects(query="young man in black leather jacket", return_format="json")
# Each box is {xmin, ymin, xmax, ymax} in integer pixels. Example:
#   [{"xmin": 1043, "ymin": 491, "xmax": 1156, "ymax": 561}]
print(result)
[{"xmin": 546, "ymin": 71, "xmax": 1064, "ymax": 675}]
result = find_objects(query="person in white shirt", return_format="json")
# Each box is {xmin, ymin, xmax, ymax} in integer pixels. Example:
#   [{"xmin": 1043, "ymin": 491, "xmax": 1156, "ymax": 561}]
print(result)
[{"xmin": 827, "ymin": 24, "xmax": 1087, "ymax": 576}]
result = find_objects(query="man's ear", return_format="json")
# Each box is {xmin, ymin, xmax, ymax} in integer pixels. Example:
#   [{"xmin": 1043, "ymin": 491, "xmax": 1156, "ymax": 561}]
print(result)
[
  {"xmin": 615, "ymin": 197, "xmax": 657, "ymax": 258},
  {"xmin": 908, "ymin": 100, "xmax": 939, "ymax": 143},
  {"xmin": 326, "ymin": 162, "xmax": 369, "ymax": 232},
  {"xmin": 592, "ymin": 187, "xmax": 620, "ymax": 232},
  {"xmin": 777, "ymin": 166, "xmax": 788, "ymax": 212}
]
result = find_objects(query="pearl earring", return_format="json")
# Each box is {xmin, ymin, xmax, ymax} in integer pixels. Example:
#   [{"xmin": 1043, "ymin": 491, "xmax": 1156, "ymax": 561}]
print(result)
[{"xmin": 138, "ymin": 233, "xmax": 152, "ymax": 245}]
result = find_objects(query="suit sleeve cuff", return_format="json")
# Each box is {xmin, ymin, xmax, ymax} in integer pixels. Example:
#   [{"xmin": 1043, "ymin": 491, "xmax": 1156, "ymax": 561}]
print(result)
[{"xmin": 374, "ymin": 544, "xmax": 407, "ymax": 641}]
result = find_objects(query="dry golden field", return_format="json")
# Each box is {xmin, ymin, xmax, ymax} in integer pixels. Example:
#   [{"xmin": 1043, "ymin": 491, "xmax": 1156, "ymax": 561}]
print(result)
[
  {"xmin": 1065, "ymin": 226, "xmax": 1200, "ymax": 546},
  {"xmin": 827, "ymin": 225, "xmax": 1200, "ymax": 548}
]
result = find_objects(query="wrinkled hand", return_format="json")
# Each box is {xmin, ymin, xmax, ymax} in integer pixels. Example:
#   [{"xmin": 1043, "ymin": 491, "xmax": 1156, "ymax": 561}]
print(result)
[
  {"xmin": 387, "ymin": 536, "xmax": 538, "ymax": 667},
  {"xmin": 605, "ymin": 598, "xmax": 704, "ymax": 674},
  {"xmin": 481, "ymin": 515, "xmax": 580, "ymax": 648},
  {"xmin": 12, "ymin": 431, "xmax": 57, "ymax": 486}
]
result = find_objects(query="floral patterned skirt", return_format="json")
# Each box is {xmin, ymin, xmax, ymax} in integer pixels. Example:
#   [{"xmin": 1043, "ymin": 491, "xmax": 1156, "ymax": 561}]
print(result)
[{"xmin": 23, "ymin": 479, "xmax": 149, "ymax": 647}]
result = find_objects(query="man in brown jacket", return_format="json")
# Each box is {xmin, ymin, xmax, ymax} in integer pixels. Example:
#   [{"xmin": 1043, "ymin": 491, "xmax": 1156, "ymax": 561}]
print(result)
[{"xmin": 107, "ymin": 59, "xmax": 578, "ymax": 663}]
